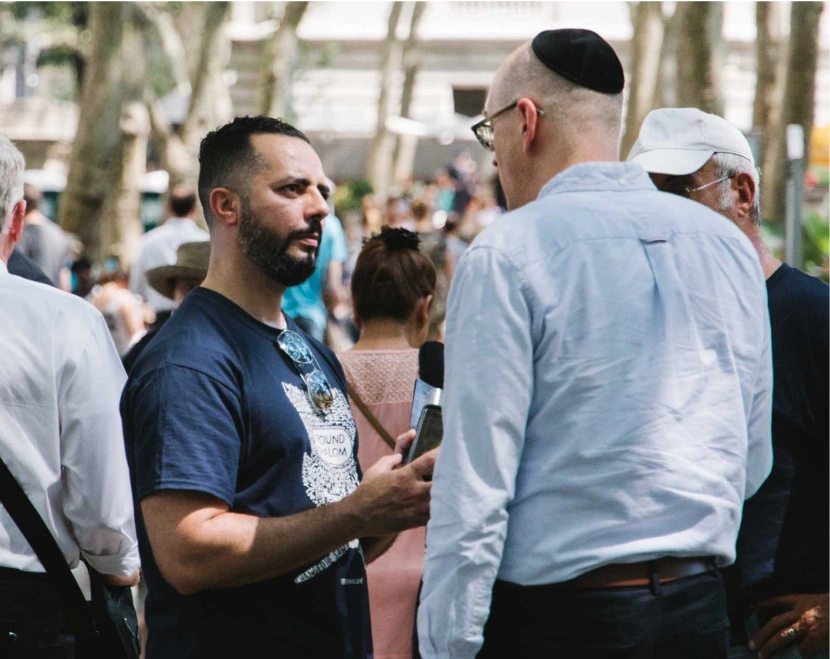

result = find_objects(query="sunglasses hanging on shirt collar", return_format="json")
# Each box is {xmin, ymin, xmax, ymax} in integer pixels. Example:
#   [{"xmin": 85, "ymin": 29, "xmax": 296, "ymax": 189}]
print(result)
[{"xmin": 276, "ymin": 330, "xmax": 334, "ymax": 412}]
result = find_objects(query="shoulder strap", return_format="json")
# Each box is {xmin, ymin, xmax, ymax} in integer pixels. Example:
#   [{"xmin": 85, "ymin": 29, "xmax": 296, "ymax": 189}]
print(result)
[
  {"xmin": 0, "ymin": 455, "xmax": 96, "ymax": 637},
  {"xmin": 346, "ymin": 383, "xmax": 397, "ymax": 451}
]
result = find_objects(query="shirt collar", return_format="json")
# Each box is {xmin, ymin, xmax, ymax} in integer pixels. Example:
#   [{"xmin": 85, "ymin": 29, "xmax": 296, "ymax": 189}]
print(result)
[
  {"xmin": 0, "ymin": 259, "xmax": 7, "ymax": 276},
  {"xmin": 538, "ymin": 162, "xmax": 656, "ymax": 199}
]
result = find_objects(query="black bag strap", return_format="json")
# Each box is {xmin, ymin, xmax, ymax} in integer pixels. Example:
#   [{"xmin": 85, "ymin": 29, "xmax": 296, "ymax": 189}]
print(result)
[{"xmin": 0, "ymin": 454, "xmax": 97, "ymax": 637}]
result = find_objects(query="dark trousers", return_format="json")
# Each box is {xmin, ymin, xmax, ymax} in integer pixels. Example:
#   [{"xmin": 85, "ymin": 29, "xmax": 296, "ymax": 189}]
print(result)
[
  {"xmin": 0, "ymin": 567, "xmax": 74, "ymax": 658},
  {"xmin": 477, "ymin": 570, "xmax": 729, "ymax": 659}
]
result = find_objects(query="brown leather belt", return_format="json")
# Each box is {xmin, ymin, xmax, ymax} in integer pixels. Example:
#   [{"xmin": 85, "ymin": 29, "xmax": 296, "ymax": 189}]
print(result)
[{"xmin": 569, "ymin": 557, "xmax": 716, "ymax": 589}]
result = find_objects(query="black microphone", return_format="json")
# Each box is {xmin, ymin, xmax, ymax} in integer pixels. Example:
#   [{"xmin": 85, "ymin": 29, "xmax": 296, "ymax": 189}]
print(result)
[
  {"xmin": 418, "ymin": 341, "xmax": 444, "ymax": 389},
  {"xmin": 411, "ymin": 341, "xmax": 444, "ymax": 428}
]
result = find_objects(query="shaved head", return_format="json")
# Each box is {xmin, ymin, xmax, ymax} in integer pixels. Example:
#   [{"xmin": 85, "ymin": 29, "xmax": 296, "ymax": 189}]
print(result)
[
  {"xmin": 488, "ymin": 42, "xmax": 623, "ymax": 143},
  {"xmin": 484, "ymin": 41, "xmax": 624, "ymax": 209}
]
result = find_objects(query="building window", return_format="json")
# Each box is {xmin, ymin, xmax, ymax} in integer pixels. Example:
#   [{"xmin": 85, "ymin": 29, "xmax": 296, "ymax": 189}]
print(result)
[{"xmin": 453, "ymin": 88, "xmax": 487, "ymax": 118}]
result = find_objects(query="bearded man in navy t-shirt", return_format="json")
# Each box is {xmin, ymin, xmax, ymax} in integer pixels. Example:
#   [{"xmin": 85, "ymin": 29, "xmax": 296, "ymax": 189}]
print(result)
[{"xmin": 121, "ymin": 116, "xmax": 436, "ymax": 659}]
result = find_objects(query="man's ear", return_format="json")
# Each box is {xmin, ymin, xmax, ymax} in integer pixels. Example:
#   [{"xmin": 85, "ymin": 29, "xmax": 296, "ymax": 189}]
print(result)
[
  {"xmin": 7, "ymin": 200, "xmax": 26, "ymax": 244},
  {"xmin": 516, "ymin": 98, "xmax": 541, "ymax": 155},
  {"xmin": 734, "ymin": 172, "xmax": 756, "ymax": 222},
  {"xmin": 208, "ymin": 188, "xmax": 242, "ymax": 228}
]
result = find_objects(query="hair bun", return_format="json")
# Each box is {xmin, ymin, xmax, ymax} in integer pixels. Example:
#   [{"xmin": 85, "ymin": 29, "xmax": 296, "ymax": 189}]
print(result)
[{"xmin": 377, "ymin": 226, "xmax": 420, "ymax": 251}]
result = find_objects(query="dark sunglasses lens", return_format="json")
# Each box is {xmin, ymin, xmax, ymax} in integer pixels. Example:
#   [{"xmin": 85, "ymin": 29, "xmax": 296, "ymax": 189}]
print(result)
[
  {"xmin": 278, "ymin": 331, "xmax": 313, "ymax": 364},
  {"xmin": 307, "ymin": 370, "xmax": 333, "ymax": 409}
]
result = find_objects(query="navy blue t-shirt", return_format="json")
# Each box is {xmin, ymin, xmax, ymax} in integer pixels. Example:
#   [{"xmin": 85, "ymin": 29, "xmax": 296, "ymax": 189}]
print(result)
[
  {"xmin": 121, "ymin": 287, "xmax": 372, "ymax": 659},
  {"xmin": 725, "ymin": 264, "xmax": 829, "ymax": 618}
]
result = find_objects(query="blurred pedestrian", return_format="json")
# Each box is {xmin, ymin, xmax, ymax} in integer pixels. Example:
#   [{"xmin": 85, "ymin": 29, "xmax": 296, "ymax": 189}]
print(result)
[
  {"xmin": 630, "ymin": 108, "xmax": 829, "ymax": 659},
  {"xmin": 8, "ymin": 247, "xmax": 53, "ymax": 286},
  {"xmin": 128, "ymin": 184, "xmax": 208, "ymax": 326},
  {"xmin": 339, "ymin": 227, "xmax": 436, "ymax": 659},
  {"xmin": 122, "ymin": 240, "xmax": 210, "ymax": 374},
  {"xmin": 15, "ymin": 183, "xmax": 72, "ymax": 289},
  {"xmin": 282, "ymin": 211, "xmax": 349, "ymax": 343},
  {"xmin": 0, "ymin": 133, "xmax": 139, "ymax": 656},
  {"xmin": 419, "ymin": 29, "xmax": 773, "ymax": 659},
  {"xmin": 121, "ymin": 116, "xmax": 434, "ymax": 659},
  {"xmin": 88, "ymin": 270, "xmax": 148, "ymax": 356}
]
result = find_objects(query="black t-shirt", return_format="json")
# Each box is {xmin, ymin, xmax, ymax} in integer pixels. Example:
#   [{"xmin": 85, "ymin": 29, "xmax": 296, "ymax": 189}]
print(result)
[
  {"xmin": 121, "ymin": 287, "xmax": 371, "ymax": 659},
  {"xmin": 726, "ymin": 264, "xmax": 829, "ymax": 615}
]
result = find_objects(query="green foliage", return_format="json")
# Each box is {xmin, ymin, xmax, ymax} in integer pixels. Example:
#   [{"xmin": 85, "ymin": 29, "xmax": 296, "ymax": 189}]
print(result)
[
  {"xmin": 334, "ymin": 180, "xmax": 373, "ymax": 219},
  {"xmin": 10, "ymin": 2, "xmax": 87, "ymax": 27},
  {"xmin": 803, "ymin": 210, "xmax": 829, "ymax": 280}
]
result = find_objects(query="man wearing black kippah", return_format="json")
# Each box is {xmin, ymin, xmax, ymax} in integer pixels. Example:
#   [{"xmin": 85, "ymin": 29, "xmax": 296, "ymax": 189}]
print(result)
[{"xmin": 418, "ymin": 29, "xmax": 773, "ymax": 659}]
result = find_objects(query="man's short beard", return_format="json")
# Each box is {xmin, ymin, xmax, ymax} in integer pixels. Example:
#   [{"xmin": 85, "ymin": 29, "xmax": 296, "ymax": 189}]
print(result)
[{"xmin": 238, "ymin": 202, "xmax": 319, "ymax": 287}]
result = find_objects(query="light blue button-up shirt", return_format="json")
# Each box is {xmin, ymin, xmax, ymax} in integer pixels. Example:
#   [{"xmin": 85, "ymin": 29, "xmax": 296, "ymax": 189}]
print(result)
[{"xmin": 418, "ymin": 162, "xmax": 773, "ymax": 659}]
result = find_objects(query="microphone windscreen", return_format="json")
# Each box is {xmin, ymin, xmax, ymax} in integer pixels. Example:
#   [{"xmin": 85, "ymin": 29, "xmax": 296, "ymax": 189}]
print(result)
[{"xmin": 418, "ymin": 341, "xmax": 444, "ymax": 390}]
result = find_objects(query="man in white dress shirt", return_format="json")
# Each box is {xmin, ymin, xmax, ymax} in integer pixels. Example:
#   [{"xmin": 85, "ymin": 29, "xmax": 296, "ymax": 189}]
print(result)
[
  {"xmin": 0, "ymin": 134, "xmax": 140, "ymax": 656},
  {"xmin": 418, "ymin": 30, "xmax": 773, "ymax": 659},
  {"xmin": 128, "ymin": 184, "xmax": 208, "ymax": 323}
]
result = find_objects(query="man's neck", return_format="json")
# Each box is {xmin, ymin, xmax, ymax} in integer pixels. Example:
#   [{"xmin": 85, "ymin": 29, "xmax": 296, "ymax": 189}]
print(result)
[
  {"xmin": 750, "ymin": 234, "xmax": 783, "ymax": 280},
  {"xmin": 519, "ymin": 139, "xmax": 619, "ymax": 207},
  {"xmin": 202, "ymin": 251, "xmax": 287, "ymax": 329}
]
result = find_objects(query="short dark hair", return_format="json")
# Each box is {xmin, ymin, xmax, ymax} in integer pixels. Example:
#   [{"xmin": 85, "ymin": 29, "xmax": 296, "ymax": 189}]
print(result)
[
  {"xmin": 351, "ymin": 228, "xmax": 436, "ymax": 323},
  {"xmin": 168, "ymin": 184, "xmax": 198, "ymax": 217},
  {"xmin": 197, "ymin": 116, "xmax": 310, "ymax": 226},
  {"xmin": 23, "ymin": 183, "xmax": 41, "ymax": 211}
]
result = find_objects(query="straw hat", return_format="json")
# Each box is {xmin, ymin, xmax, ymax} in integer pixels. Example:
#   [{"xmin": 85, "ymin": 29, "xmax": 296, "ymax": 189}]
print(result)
[{"xmin": 145, "ymin": 240, "xmax": 210, "ymax": 300}]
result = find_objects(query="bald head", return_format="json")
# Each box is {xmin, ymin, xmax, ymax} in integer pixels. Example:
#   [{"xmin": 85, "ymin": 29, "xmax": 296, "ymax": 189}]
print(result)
[
  {"xmin": 489, "ymin": 41, "xmax": 623, "ymax": 144},
  {"xmin": 482, "ymin": 39, "xmax": 625, "ymax": 210}
]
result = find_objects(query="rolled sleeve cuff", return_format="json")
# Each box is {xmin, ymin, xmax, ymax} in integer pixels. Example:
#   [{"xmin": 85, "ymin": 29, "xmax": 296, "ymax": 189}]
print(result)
[{"xmin": 81, "ymin": 542, "xmax": 141, "ymax": 578}]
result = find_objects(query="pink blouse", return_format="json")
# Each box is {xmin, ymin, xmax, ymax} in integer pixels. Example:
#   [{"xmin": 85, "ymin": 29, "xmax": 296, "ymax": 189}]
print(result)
[{"xmin": 338, "ymin": 349, "xmax": 424, "ymax": 659}]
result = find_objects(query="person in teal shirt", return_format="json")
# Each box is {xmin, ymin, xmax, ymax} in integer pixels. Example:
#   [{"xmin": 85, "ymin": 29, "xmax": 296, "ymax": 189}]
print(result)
[{"xmin": 282, "ymin": 214, "xmax": 348, "ymax": 342}]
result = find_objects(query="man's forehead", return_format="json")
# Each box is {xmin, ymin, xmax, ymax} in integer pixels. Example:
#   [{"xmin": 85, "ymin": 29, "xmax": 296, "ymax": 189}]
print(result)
[{"xmin": 249, "ymin": 133, "xmax": 324, "ymax": 176}]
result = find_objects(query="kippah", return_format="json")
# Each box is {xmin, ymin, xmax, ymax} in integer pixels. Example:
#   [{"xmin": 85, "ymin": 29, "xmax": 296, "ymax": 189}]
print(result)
[{"xmin": 531, "ymin": 29, "xmax": 624, "ymax": 94}]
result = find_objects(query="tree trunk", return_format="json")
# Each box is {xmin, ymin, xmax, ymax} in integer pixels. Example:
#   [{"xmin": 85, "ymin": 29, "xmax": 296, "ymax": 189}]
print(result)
[
  {"xmin": 764, "ymin": 1, "xmax": 824, "ymax": 223},
  {"xmin": 676, "ymin": 1, "xmax": 723, "ymax": 114},
  {"xmin": 99, "ymin": 11, "xmax": 148, "ymax": 267},
  {"xmin": 621, "ymin": 1, "xmax": 665, "ymax": 158},
  {"xmin": 652, "ymin": 4, "xmax": 681, "ymax": 108},
  {"xmin": 178, "ymin": 2, "xmax": 231, "ymax": 168},
  {"xmin": 392, "ymin": 1, "xmax": 426, "ymax": 184},
  {"xmin": 57, "ymin": 2, "xmax": 125, "ymax": 263},
  {"xmin": 366, "ymin": 1, "xmax": 406, "ymax": 201},
  {"xmin": 753, "ymin": 1, "xmax": 786, "ymax": 179},
  {"xmin": 258, "ymin": 2, "xmax": 309, "ymax": 120}
]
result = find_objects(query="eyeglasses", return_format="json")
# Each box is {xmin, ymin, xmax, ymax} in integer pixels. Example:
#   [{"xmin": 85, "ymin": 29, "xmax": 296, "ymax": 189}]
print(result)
[
  {"xmin": 658, "ymin": 174, "xmax": 736, "ymax": 199},
  {"xmin": 276, "ymin": 330, "xmax": 334, "ymax": 411},
  {"xmin": 471, "ymin": 100, "xmax": 546, "ymax": 151}
]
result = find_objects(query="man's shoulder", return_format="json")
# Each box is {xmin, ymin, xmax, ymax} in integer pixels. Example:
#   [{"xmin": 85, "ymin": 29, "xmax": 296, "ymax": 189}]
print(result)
[
  {"xmin": 128, "ymin": 293, "xmax": 241, "ymax": 384},
  {"xmin": 3, "ymin": 274, "xmax": 100, "ymax": 322}
]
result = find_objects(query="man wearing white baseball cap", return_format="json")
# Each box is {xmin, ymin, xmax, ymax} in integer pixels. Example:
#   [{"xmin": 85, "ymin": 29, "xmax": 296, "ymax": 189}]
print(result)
[{"xmin": 630, "ymin": 108, "xmax": 829, "ymax": 659}]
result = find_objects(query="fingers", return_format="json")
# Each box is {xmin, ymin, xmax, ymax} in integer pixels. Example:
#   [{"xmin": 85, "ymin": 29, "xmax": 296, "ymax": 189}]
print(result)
[
  {"xmin": 752, "ymin": 612, "xmax": 801, "ymax": 658},
  {"xmin": 409, "ymin": 447, "xmax": 438, "ymax": 479},
  {"xmin": 394, "ymin": 429, "xmax": 416, "ymax": 457},
  {"xmin": 366, "ymin": 453, "xmax": 402, "ymax": 478}
]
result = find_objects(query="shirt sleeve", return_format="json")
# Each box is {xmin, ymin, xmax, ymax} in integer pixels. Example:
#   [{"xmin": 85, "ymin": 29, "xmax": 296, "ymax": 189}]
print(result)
[
  {"xmin": 126, "ymin": 362, "xmax": 243, "ymax": 506},
  {"xmin": 418, "ymin": 246, "xmax": 534, "ymax": 659},
  {"xmin": 744, "ymin": 306, "xmax": 773, "ymax": 499},
  {"xmin": 328, "ymin": 216, "xmax": 348, "ymax": 263},
  {"xmin": 58, "ymin": 314, "xmax": 140, "ymax": 577}
]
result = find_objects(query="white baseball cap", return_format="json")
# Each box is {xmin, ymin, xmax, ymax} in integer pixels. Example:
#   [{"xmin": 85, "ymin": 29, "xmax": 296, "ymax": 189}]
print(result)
[{"xmin": 627, "ymin": 108, "xmax": 755, "ymax": 176}]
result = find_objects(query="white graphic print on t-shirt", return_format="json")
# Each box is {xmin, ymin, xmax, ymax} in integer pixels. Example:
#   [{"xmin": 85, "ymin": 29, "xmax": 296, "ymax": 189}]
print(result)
[{"xmin": 282, "ymin": 382, "xmax": 361, "ymax": 584}]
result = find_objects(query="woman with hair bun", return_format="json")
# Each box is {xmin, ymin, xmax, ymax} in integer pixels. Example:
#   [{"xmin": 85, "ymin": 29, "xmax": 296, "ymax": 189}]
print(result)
[{"xmin": 338, "ymin": 227, "xmax": 436, "ymax": 659}]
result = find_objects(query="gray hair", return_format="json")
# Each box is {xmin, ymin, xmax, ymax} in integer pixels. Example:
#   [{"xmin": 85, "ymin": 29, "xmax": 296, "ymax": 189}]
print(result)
[
  {"xmin": 0, "ymin": 134, "xmax": 25, "ymax": 236},
  {"xmin": 712, "ymin": 152, "xmax": 761, "ymax": 226}
]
